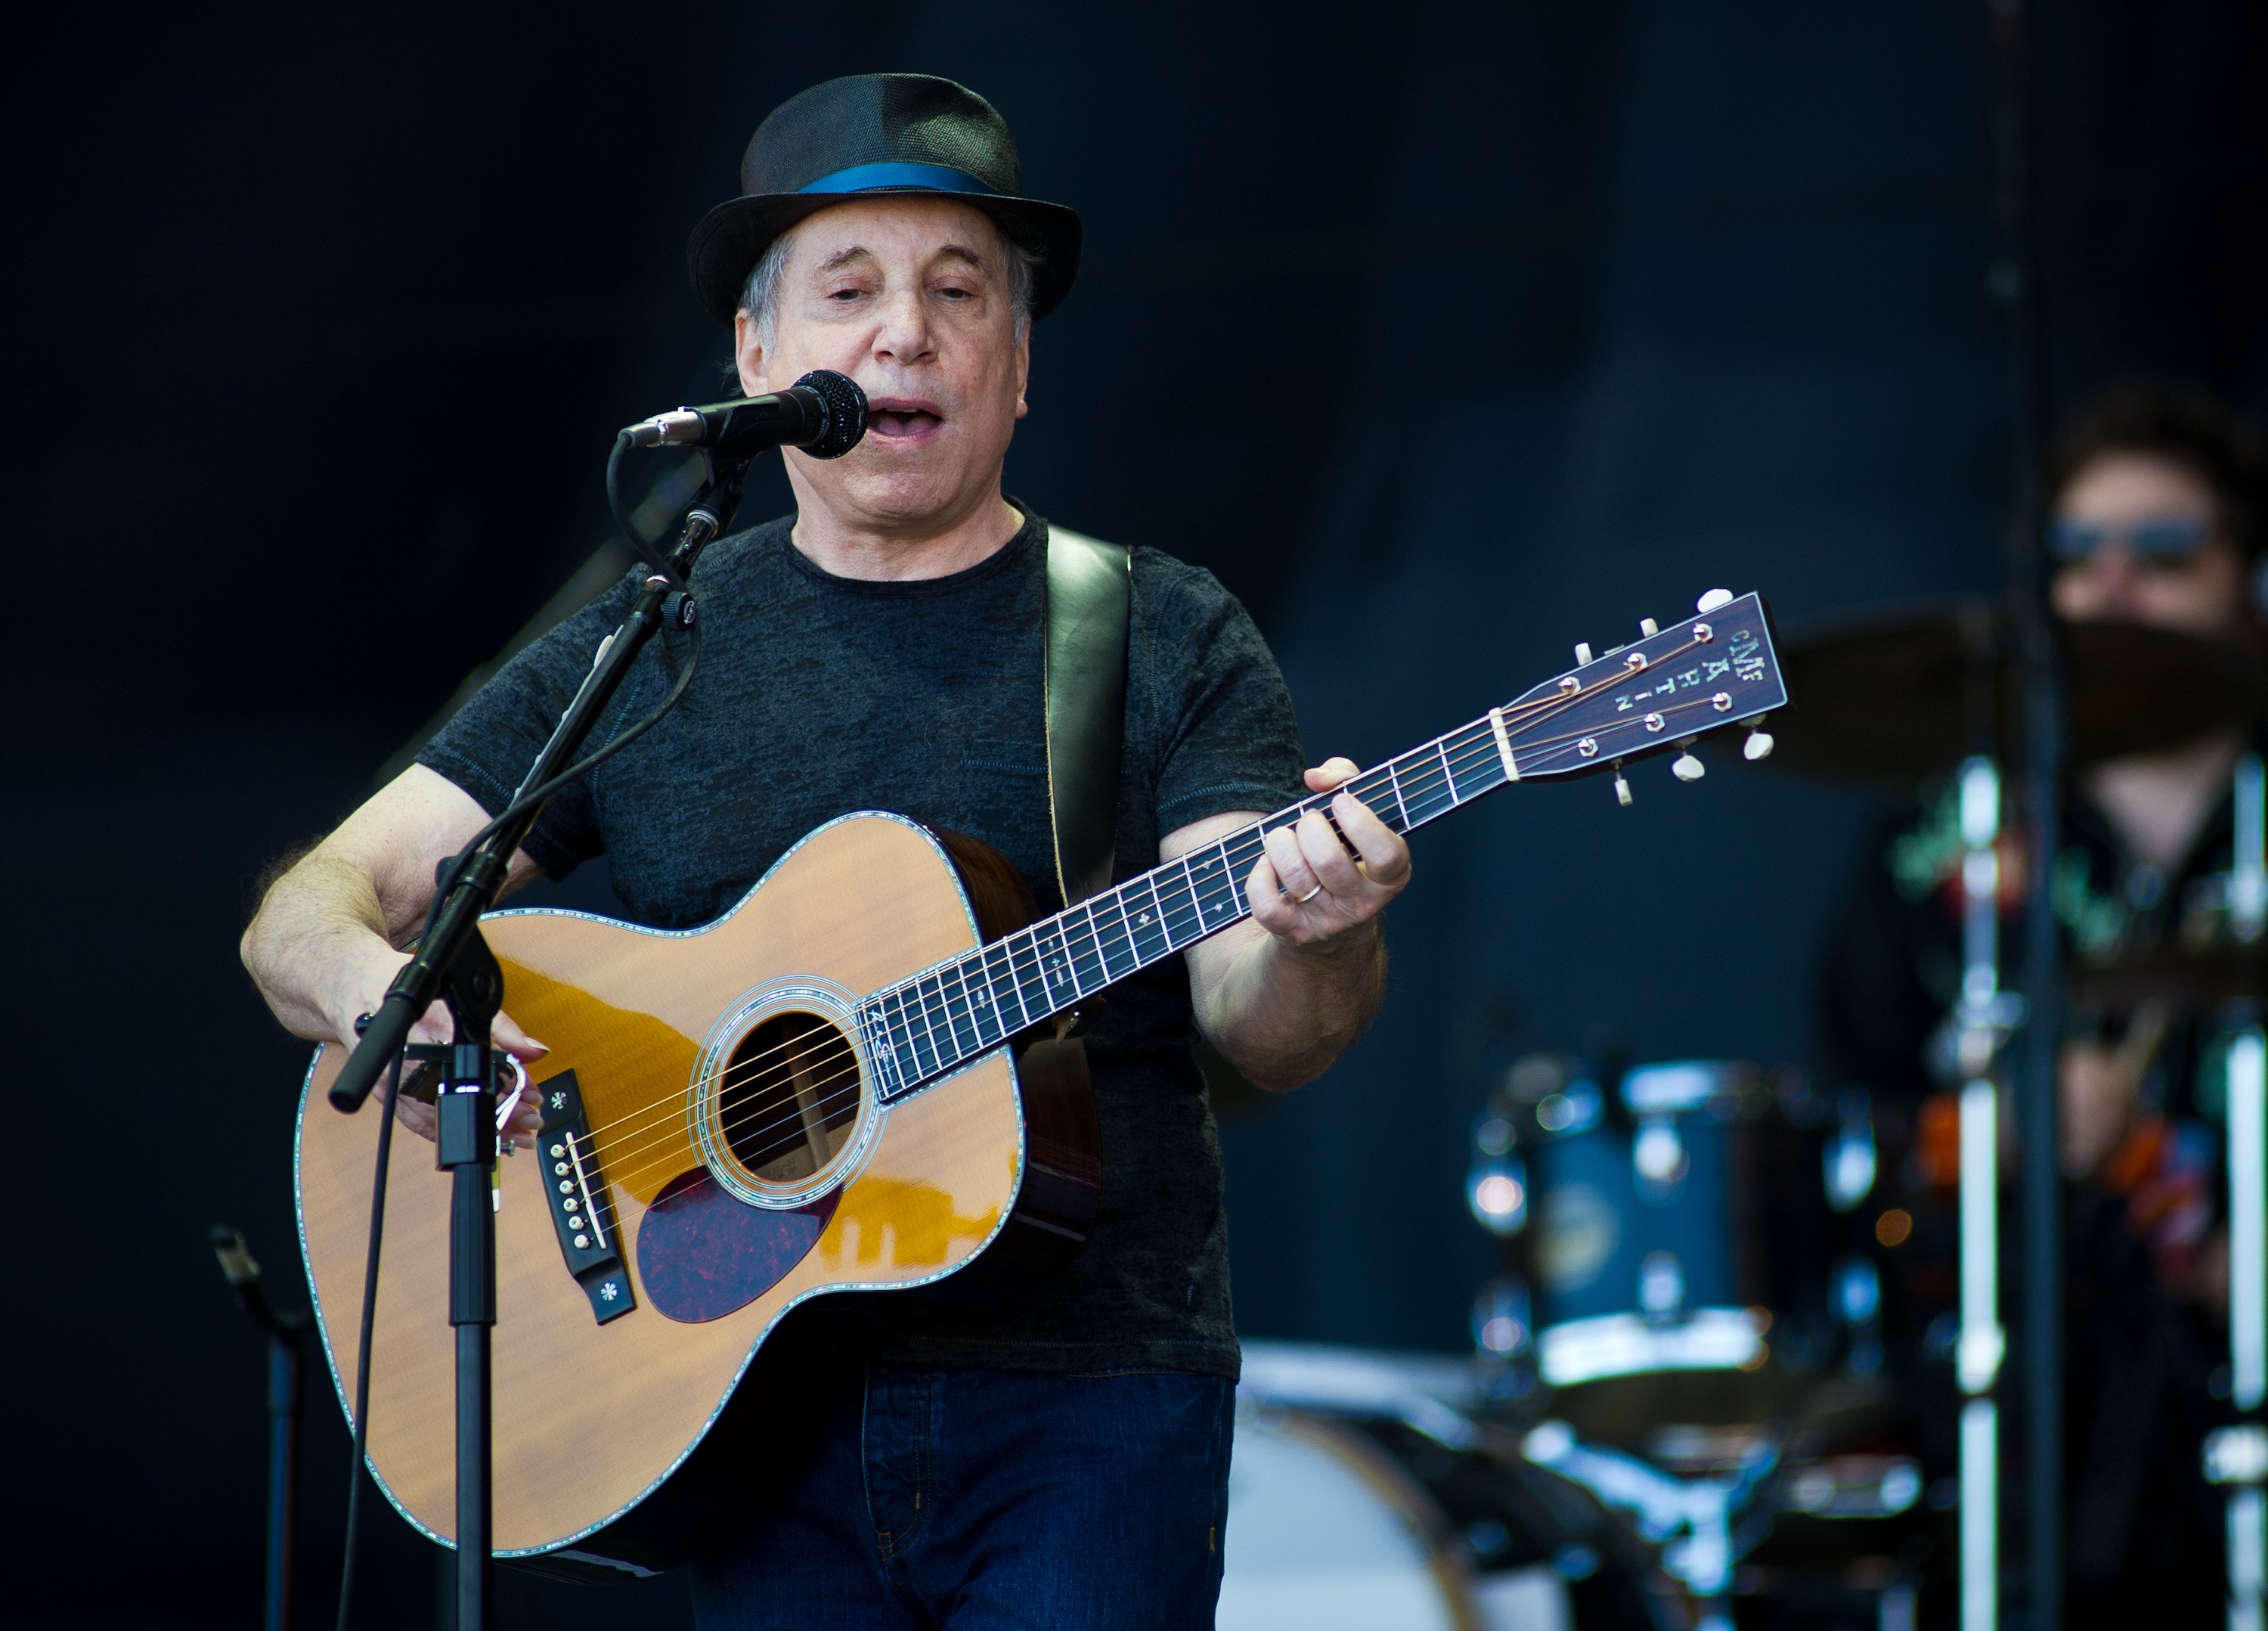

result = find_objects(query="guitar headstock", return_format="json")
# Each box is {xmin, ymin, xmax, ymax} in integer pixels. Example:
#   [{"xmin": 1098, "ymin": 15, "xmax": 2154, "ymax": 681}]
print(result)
[{"xmin": 1494, "ymin": 590, "xmax": 1786, "ymax": 799}]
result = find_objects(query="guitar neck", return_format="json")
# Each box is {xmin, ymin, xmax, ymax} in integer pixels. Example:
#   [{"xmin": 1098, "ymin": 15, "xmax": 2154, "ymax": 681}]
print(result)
[{"xmin": 860, "ymin": 590, "xmax": 1783, "ymax": 1102}]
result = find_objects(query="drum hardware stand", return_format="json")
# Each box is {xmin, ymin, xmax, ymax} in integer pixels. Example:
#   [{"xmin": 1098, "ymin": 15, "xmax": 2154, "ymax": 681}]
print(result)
[
  {"xmin": 2209, "ymin": 755, "xmax": 2268, "ymax": 1631},
  {"xmin": 211, "ymin": 1225, "xmax": 312, "ymax": 1631},
  {"xmin": 1988, "ymin": 0, "xmax": 2066, "ymax": 1620},
  {"xmin": 319, "ymin": 448, "xmax": 751, "ymax": 1631},
  {"xmin": 1954, "ymin": 754, "xmax": 2014, "ymax": 1631},
  {"xmin": 1522, "ymin": 1419, "xmax": 1777, "ymax": 1631}
]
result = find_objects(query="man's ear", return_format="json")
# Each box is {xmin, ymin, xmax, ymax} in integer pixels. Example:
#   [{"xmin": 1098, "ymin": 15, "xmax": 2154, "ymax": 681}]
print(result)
[
  {"xmin": 733, "ymin": 311, "xmax": 767, "ymax": 396},
  {"xmin": 1012, "ymin": 324, "xmax": 1031, "ymax": 422}
]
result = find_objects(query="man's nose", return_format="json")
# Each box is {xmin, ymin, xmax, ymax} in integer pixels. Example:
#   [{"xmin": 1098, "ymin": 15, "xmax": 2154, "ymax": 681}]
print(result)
[
  {"xmin": 872, "ymin": 287, "xmax": 934, "ymax": 363},
  {"xmin": 2081, "ymin": 543, "xmax": 2145, "ymax": 609}
]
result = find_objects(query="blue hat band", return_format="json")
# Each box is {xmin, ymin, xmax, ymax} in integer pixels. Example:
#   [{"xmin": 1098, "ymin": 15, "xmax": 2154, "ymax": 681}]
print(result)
[{"xmin": 796, "ymin": 161, "xmax": 1002, "ymax": 197}]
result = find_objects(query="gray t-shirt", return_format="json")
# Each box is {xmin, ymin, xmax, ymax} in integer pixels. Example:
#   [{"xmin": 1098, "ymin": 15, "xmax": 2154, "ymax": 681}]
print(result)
[{"xmin": 418, "ymin": 504, "xmax": 1306, "ymax": 1377}]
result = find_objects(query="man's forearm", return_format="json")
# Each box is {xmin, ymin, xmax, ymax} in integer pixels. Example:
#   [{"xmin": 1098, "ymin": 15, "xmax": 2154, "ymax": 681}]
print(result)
[
  {"xmin": 1199, "ymin": 920, "xmax": 1388, "ymax": 1093},
  {"xmin": 240, "ymin": 852, "xmax": 401, "ymax": 1043}
]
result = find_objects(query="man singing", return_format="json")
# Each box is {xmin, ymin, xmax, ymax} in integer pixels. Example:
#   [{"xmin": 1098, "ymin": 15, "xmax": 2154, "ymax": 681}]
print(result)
[{"xmin": 240, "ymin": 73, "xmax": 1408, "ymax": 1628}]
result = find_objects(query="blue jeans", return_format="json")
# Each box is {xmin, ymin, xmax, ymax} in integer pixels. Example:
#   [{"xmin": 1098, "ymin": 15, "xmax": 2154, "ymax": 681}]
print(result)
[{"xmin": 690, "ymin": 1365, "xmax": 1235, "ymax": 1629}]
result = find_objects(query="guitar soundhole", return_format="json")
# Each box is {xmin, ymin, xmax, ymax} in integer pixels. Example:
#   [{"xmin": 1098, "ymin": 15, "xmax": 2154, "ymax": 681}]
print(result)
[{"xmin": 717, "ymin": 1012, "xmax": 864, "ymax": 1187}]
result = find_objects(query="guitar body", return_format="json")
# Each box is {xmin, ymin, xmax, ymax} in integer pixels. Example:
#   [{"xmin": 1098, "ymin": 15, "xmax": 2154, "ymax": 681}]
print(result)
[{"xmin": 295, "ymin": 811, "xmax": 1100, "ymax": 1576}]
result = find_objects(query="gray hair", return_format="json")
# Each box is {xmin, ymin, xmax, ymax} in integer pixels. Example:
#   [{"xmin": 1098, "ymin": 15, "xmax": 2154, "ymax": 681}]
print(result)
[{"xmin": 736, "ymin": 219, "xmax": 1038, "ymax": 349}]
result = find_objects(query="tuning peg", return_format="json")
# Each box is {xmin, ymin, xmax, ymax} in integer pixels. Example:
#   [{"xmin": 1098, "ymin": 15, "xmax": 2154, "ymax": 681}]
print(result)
[
  {"xmin": 1743, "ymin": 724, "xmax": 1775, "ymax": 761},
  {"xmin": 1696, "ymin": 588, "xmax": 1735, "ymax": 614},
  {"xmin": 1574, "ymin": 641, "xmax": 1594, "ymax": 665},
  {"xmin": 1640, "ymin": 617, "xmax": 1659, "ymax": 637},
  {"xmin": 1614, "ymin": 763, "xmax": 1634, "ymax": 805},
  {"xmin": 1672, "ymin": 749, "xmax": 1705, "ymax": 781}
]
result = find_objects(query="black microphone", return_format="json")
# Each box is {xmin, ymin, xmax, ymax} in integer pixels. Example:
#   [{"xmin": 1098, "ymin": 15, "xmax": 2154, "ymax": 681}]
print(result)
[{"xmin": 621, "ymin": 369, "xmax": 868, "ymax": 460}]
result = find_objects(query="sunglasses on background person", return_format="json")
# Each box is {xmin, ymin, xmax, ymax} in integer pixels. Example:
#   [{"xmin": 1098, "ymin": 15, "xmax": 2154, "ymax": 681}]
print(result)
[{"xmin": 2050, "ymin": 513, "xmax": 2218, "ymax": 566}]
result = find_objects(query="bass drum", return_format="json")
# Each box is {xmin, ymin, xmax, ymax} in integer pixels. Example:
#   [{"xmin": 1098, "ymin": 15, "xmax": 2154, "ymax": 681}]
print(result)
[{"xmin": 1219, "ymin": 1403, "xmax": 1578, "ymax": 1631}]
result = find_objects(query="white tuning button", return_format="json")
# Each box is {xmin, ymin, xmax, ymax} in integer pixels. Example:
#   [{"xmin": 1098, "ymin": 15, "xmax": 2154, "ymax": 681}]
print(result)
[
  {"xmin": 1640, "ymin": 617, "xmax": 1659, "ymax": 636},
  {"xmin": 1614, "ymin": 769, "xmax": 1634, "ymax": 806},
  {"xmin": 1743, "ymin": 727, "xmax": 1776, "ymax": 761},
  {"xmin": 1696, "ymin": 588, "xmax": 1735, "ymax": 614},
  {"xmin": 1672, "ymin": 752, "xmax": 1706, "ymax": 781},
  {"xmin": 1574, "ymin": 642, "xmax": 1594, "ymax": 665}
]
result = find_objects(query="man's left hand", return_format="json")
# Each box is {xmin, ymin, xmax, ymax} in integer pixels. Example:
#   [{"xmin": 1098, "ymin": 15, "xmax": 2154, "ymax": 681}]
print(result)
[{"xmin": 1247, "ymin": 757, "xmax": 1412, "ymax": 947}]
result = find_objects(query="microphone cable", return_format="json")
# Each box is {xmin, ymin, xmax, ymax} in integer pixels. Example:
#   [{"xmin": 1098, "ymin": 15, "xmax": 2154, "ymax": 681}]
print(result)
[{"xmin": 334, "ymin": 1048, "xmax": 402, "ymax": 1631}]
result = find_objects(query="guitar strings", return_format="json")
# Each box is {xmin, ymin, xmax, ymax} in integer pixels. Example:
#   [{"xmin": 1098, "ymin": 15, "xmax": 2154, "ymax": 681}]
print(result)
[
  {"xmin": 553, "ymin": 642, "xmax": 1664, "ymax": 1154},
  {"xmin": 543, "ymin": 643, "xmax": 1747, "ymax": 1180},
  {"xmin": 550, "ymin": 681, "xmax": 1737, "ymax": 1190},
  {"xmin": 555, "ymin": 676, "xmax": 1737, "ymax": 1190},
  {"xmin": 558, "ymin": 693, "xmax": 1723, "ymax": 1198},
  {"xmin": 538, "ymin": 630, "xmax": 1746, "ymax": 1176},
  {"xmin": 535, "ymin": 721, "xmax": 1736, "ymax": 1202}
]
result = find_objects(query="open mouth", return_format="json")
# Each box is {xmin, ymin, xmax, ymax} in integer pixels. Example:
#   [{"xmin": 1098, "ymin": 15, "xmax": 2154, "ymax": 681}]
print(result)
[{"xmin": 867, "ymin": 403, "xmax": 943, "ymax": 440}]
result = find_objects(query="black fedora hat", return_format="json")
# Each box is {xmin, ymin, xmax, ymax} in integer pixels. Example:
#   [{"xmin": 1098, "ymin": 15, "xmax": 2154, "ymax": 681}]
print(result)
[{"xmin": 688, "ymin": 73, "xmax": 1082, "ymax": 327}]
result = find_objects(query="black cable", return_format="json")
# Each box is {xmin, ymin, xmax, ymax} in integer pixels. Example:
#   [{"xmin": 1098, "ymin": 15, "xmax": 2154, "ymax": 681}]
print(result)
[
  {"xmin": 335, "ymin": 1047, "xmax": 404, "ymax": 1631},
  {"xmin": 606, "ymin": 432, "xmax": 684, "ymax": 586}
]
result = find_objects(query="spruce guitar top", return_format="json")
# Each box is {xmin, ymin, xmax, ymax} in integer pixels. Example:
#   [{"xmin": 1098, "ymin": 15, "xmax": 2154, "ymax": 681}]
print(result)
[{"xmin": 293, "ymin": 589, "xmax": 1788, "ymax": 1578}]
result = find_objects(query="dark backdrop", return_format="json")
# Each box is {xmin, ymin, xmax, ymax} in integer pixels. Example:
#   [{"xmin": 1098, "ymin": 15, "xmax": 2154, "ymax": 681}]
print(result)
[{"xmin": 5, "ymin": 3, "xmax": 2263, "ymax": 1626}]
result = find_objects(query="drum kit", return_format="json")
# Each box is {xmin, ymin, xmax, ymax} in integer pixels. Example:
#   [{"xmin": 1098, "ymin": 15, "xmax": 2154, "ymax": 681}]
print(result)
[{"xmin": 1221, "ymin": 606, "xmax": 2268, "ymax": 1631}]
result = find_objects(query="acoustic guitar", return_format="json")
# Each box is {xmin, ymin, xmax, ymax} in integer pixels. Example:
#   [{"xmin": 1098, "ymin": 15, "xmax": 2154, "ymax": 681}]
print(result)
[{"xmin": 293, "ymin": 589, "xmax": 1788, "ymax": 1579}]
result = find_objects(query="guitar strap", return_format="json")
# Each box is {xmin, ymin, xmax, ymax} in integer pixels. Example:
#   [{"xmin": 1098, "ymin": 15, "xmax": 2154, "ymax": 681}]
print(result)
[{"xmin": 1042, "ymin": 524, "xmax": 1130, "ymax": 907}]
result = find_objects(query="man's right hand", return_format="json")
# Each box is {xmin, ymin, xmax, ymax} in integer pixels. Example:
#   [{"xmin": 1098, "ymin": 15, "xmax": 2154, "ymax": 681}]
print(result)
[
  {"xmin": 242, "ymin": 765, "xmax": 552, "ymax": 1145},
  {"xmin": 324, "ymin": 938, "xmax": 550, "ymax": 1146}
]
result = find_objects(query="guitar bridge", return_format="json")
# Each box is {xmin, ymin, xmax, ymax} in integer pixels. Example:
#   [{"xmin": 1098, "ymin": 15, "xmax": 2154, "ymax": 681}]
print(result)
[{"xmin": 534, "ymin": 1071, "xmax": 636, "ymax": 1325}]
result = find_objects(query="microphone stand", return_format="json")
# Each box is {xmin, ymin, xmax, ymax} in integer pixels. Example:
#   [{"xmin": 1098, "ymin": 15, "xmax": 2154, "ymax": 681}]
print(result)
[{"xmin": 324, "ymin": 446, "xmax": 751, "ymax": 1630}]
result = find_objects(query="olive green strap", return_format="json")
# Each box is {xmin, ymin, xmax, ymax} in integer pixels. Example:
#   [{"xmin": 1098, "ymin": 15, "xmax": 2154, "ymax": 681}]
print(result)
[{"xmin": 1043, "ymin": 526, "xmax": 1130, "ymax": 906}]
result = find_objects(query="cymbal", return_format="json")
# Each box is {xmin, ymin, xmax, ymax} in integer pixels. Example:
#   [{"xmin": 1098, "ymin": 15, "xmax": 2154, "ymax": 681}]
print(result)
[{"xmin": 1765, "ymin": 603, "xmax": 2268, "ymax": 780}]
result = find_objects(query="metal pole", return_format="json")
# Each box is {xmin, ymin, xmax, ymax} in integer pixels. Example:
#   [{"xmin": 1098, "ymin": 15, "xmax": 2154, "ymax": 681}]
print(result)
[
  {"xmin": 2223, "ymin": 779, "xmax": 2267, "ymax": 1631},
  {"xmin": 265, "ymin": 1333, "xmax": 301, "ymax": 1631},
  {"xmin": 1988, "ymin": 0, "xmax": 2062, "ymax": 1620},
  {"xmin": 438, "ymin": 1028, "xmax": 500, "ymax": 1631},
  {"xmin": 1957, "ymin": 756, "xmax": 2009, "ymax": 1631},
  {"xmin": 2233, "ymin": 1026, "xmax": 2266, "ymax": 1418}
]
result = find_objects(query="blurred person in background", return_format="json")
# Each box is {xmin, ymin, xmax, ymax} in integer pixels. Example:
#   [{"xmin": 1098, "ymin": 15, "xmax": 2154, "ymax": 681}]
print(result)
[{"xmin": 1819, "ymin": 380, "xmax": 2268, "ymax": 1626}]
